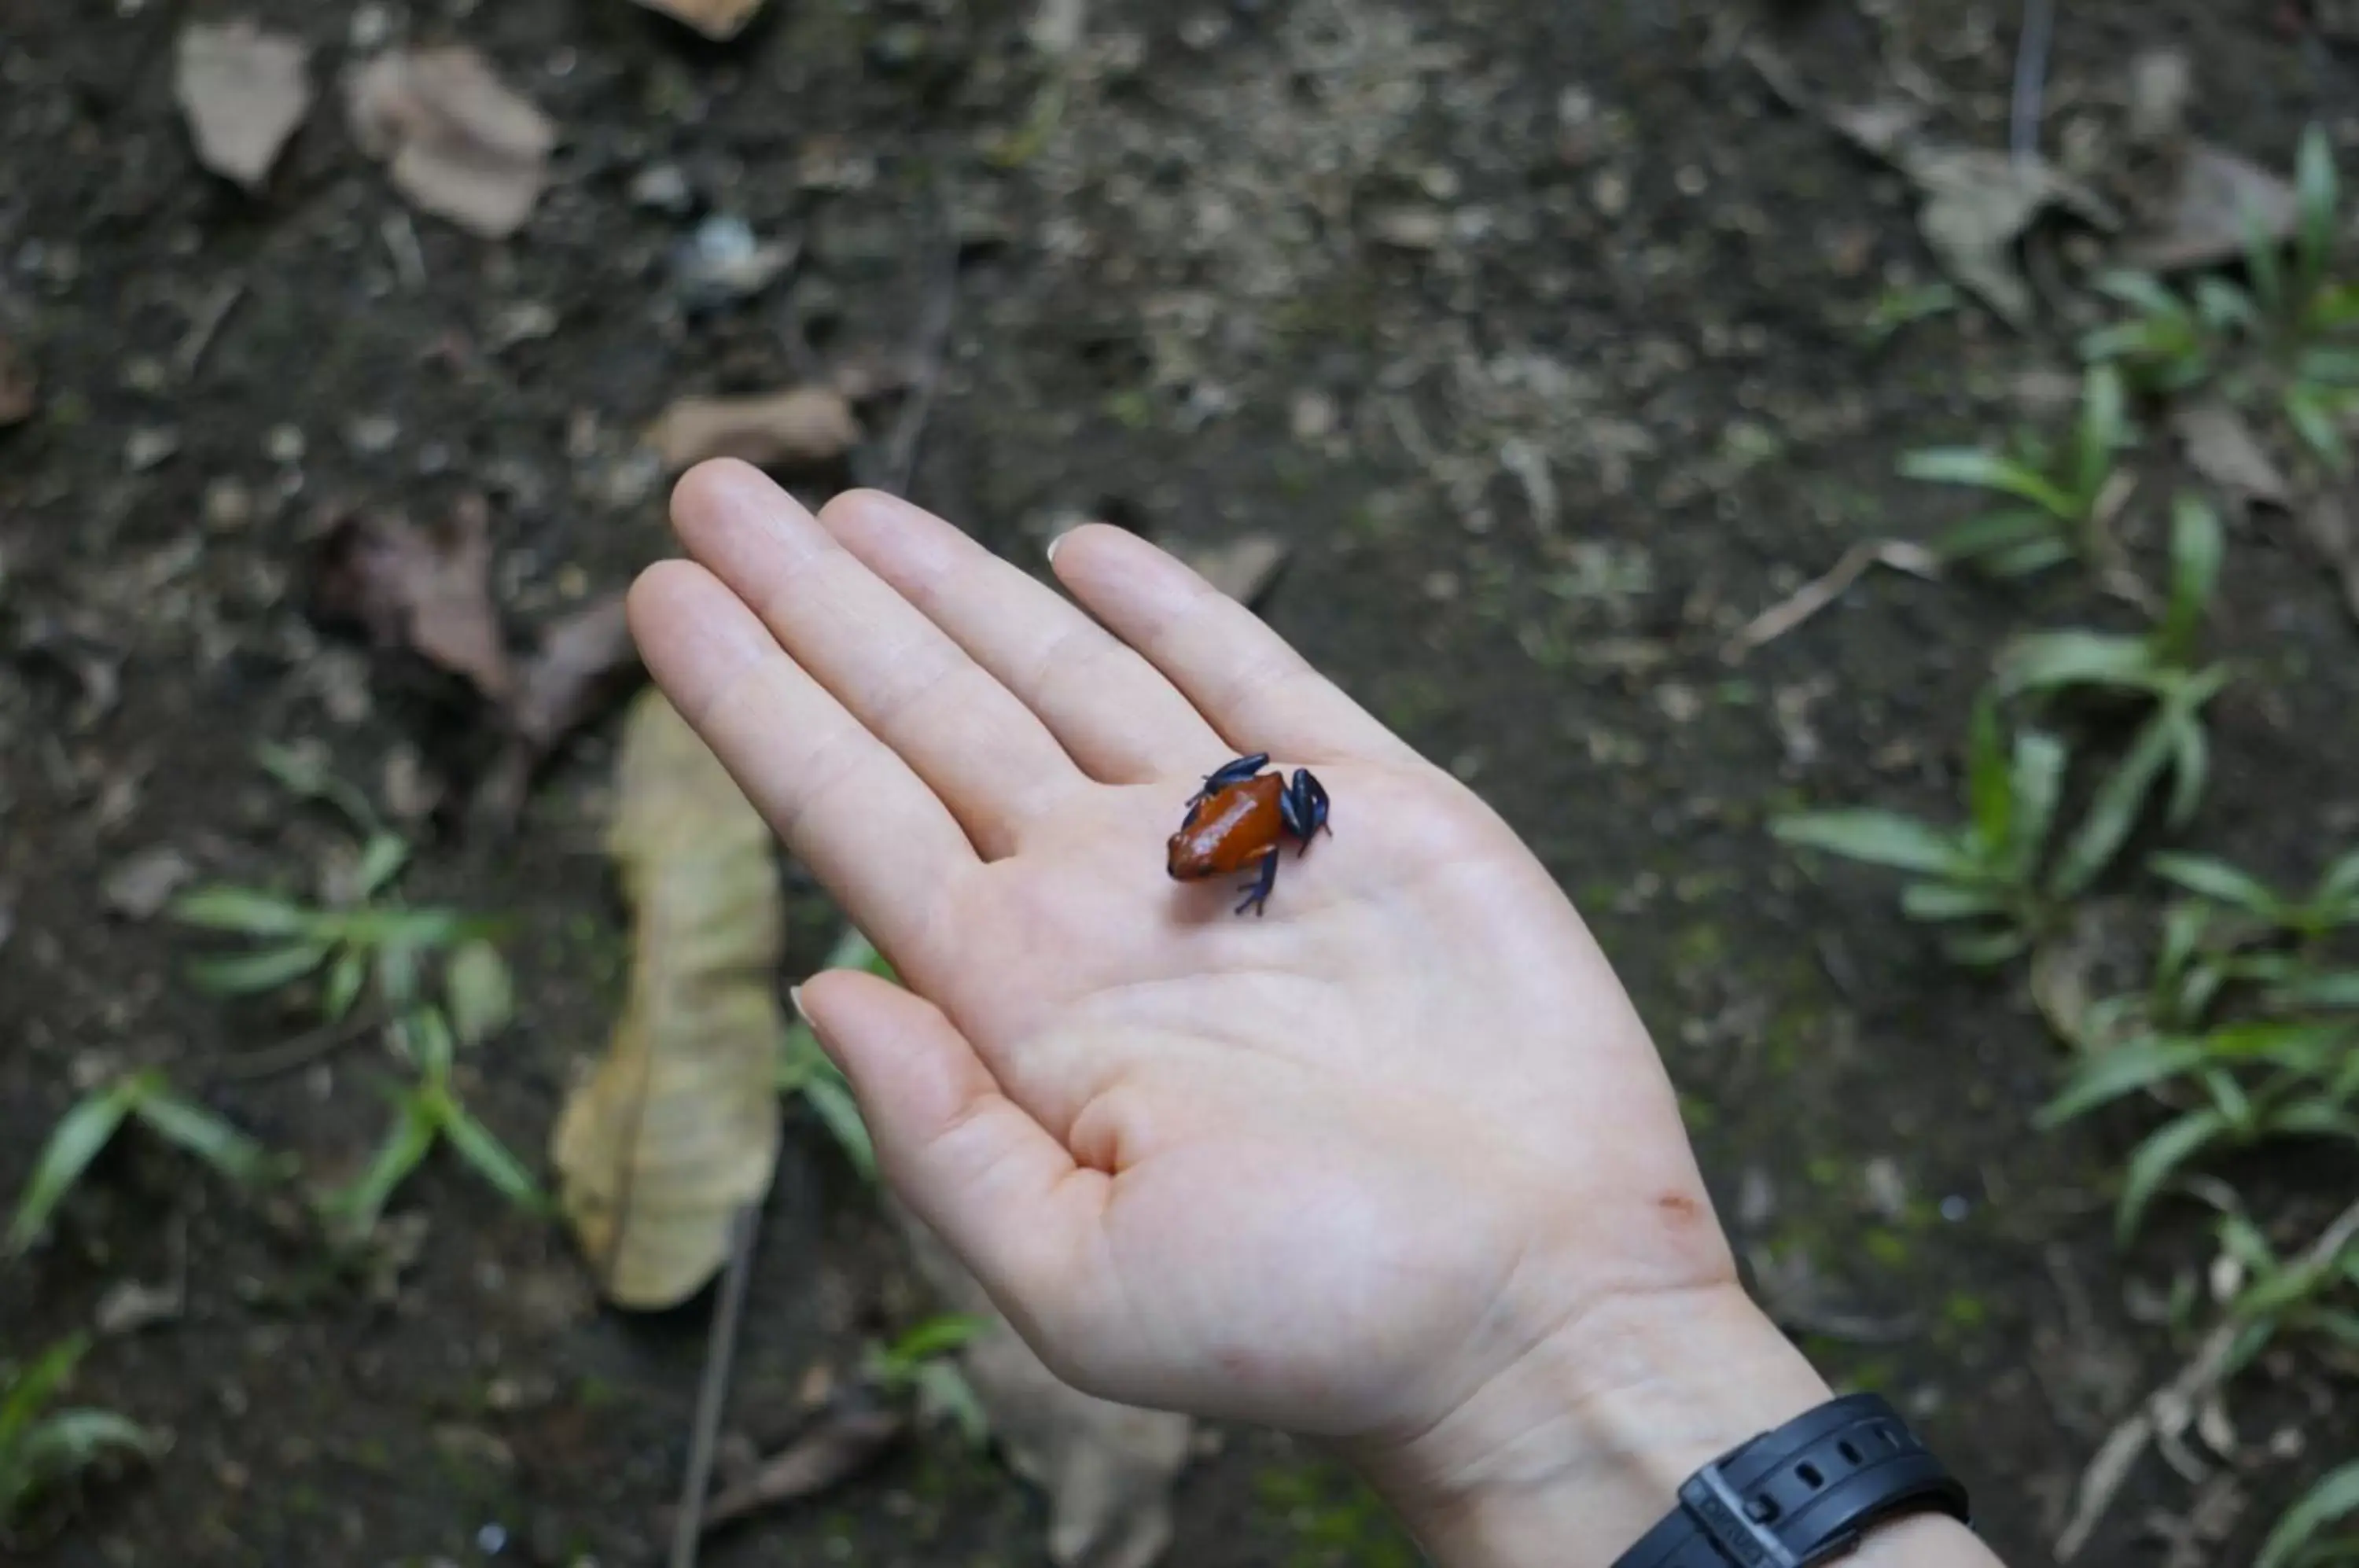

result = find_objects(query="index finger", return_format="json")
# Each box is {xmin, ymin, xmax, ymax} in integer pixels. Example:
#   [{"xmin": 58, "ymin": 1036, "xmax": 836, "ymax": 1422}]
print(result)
[{"xmin": 626, "ymin": 558, "xmax": 979, "ymax": 982}]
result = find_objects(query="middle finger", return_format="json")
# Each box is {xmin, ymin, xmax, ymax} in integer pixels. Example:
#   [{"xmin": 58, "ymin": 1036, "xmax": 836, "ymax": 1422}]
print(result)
[{"xmin": 671, "ymin": 461, "xmax": 1087, "ymax": 859}]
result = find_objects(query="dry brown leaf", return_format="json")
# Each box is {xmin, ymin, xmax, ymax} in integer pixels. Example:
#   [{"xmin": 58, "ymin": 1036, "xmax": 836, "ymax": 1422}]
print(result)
[
  {"xmin": 312, "ymin": 496, "xmax": 515, "ymax": 702},
  {"xmin": 631, "ymin": 0, "xmax": 770, "ymax": 40},
  {"xmin": 1757, "ymin": 46, "xmax": 2115, "ymax": 326},
  {"xmin": 0, "ymin": 334, "xmax": 31, "ymax": 426},
  {"xmin": 175, "ymin": 21, "xmax": 312, "ymax": 191},
  {"xmin": 474, "ymin": 594, "xmax": 644, "ymax": 823},
  {"xmin": 894, "ymin": 1205, "xmax": 1191, "ymax": 1568},
  {"xmin": 510, "ymin": 594, "xmax": 639, "ymax": 751},
  {"xmin": 2173, "ymin": 401, "xmax": 2289, "ymax": 512},
  {"xmin": 348, "ymin": 46, "xmax": 554, "ymax": 240},
  {"xmin": 646, "ymin": 388, "xmax": 861, "ymax": 473},
  {"xmin": 696, "ymin": 1403, "xmax": 904, "ymax": 1533},
  {"xmin": 2122, "ymin": 142, "xmax": 2298, "ymax": 274},
  {"xmin": 1174, "ymin": 535, "xmax": 1288, "ymax": 607},
  {"xmin": 551, "ymin": 688, "xmax": 784, "ymax": 1309}
]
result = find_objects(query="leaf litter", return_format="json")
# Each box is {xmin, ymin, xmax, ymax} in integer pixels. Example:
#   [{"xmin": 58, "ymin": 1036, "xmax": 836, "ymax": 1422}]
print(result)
[
  {"xmin": 313, "ymin": 496, "xmax": 513, "ymax": 705},
  {"xmin": 347, "ymin": 46, "xmax": 554, "ymax": 240},
  {"xmin": 174, "ymin": 21, "xmax": 313, "ymax": 192},
  {"xmin": 1748, "ymin": 43, "xmax": 2118, "ymax": 327},
  {"xmin": 549, "ymin": 688, "xmax": 784, "ymax": 1310},
  {"xmin": 645, "ymin": 387, "xmax": 863, "ymax": 473},
  {"xmin": 894, "ymin": 1203, "xmax": 1192, "ymax": 1568},
  {"xmin": 311, "ymin": 499, "xmax": 642, "ymax": 812}
]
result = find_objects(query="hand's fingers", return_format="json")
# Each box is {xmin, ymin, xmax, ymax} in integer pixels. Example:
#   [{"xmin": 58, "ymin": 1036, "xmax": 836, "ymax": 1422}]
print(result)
[
  {"xmin": 815, "ymin": 489, "xmax": 1228, "ymax": 783},
  {"xmin": 1047, "ymin": 524, "xmax": 1422, "ymax": 767},
  {"xmin": 796, "ymin": 966, "xmax": 1113, "ymax": 1348},
  {"xmin": 672, "ymin": 462, "xmax": 1089, "ymax": 859},
  {"xmin": 627, "ymin": 558, "xmax": 977, "ymax": 976}
]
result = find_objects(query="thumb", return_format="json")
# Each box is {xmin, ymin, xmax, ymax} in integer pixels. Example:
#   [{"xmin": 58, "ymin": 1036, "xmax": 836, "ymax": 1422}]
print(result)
[{"xmin": 793, "ymin": 967, "xmax": 1106, "ymax": 1335}]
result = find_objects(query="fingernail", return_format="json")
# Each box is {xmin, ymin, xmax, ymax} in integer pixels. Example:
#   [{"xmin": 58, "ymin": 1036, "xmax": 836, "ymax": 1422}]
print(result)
[
  {"xmin": 1046, "ymin": 527, "xmax": 1076, "ymax": 565},
  {"xmin": 788, "ymin": 985, "xmax": 811, "ymax": 1025}
]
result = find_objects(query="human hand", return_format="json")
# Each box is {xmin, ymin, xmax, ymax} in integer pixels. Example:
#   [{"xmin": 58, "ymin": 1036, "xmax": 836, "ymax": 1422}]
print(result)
[{"xmin": 627, "ymin": 463, "xmax": 1963, "ymax": 1566}]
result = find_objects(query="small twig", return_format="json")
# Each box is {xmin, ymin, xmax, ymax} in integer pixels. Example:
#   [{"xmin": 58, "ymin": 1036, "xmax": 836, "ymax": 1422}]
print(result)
[
  {"xmin": 2011, "ymin": 0, "xmax": 2058, "ymax": 169},
  {"xmin": 861, "ymin": 182, "xmax": 961, "ymax": 498},
  {"xmin": 2055, "ymin": 1193, "xmax": 2359, "ymax": 1559},
  {"xmin": 669, "ymin": 1197, "xmax": 766, "ymax": 1568},
  {"xmin": 1722, "ymin": 539, "xmax": 1941, "ymax": 663},
  {"xmin": 175, "ymin": 279, "xmax": 245, "ymax": 381},
  {"xmin": 207, "ymin": 1007, "xmax": 388, "ymax": 1083}
]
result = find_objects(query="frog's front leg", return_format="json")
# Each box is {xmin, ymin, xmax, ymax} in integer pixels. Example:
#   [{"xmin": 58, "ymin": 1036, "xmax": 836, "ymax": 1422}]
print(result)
[
  {"xmin": 1279, "ymin": 768, "xmax": 1332, "ymax": 855},
  {"xmin": 1232, "ymin": 846, "xmax": 1281, "ymax": 916},
  {"xmin": 1189, "ymin": 752, "xmax": 1272, "ymax": 809}
]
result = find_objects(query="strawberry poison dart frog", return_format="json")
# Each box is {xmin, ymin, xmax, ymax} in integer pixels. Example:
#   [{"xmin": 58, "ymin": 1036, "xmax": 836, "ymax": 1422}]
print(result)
[{"xmin": 1165, "ymin": 753, "xmax": 1331, "ymax": 915}]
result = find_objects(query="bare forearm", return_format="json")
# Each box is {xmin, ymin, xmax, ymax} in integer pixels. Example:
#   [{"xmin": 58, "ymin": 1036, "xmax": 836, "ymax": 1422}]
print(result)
[{"xmin": 1360, "ymin": 1286, "xmax": 2009, "ymax": 1568}]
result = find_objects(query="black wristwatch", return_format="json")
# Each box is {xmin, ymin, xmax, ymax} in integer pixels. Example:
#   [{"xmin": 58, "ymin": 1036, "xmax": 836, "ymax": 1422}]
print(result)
[{"xmin": 1609, "ymin": 1393, "xmax": 1971, "ymax": 1568}]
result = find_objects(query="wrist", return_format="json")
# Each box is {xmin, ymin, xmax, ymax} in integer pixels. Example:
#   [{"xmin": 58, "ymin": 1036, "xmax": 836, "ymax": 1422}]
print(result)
[{"xmin": 1352, "ymin": 1282, "xmax": 1838, "ymax": 1568}]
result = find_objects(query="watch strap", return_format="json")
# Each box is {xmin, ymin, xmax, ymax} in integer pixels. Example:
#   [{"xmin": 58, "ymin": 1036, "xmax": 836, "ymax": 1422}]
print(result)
[{"xmin": 1611, "ymin": 1393, "xmax": 1971, "ymax": 1568}]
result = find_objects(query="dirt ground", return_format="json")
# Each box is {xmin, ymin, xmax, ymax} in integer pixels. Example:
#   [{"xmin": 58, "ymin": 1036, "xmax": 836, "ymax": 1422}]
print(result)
[{"xmin": 7, "ymin": 1, "xmax": 2359, "ymax": 1564}]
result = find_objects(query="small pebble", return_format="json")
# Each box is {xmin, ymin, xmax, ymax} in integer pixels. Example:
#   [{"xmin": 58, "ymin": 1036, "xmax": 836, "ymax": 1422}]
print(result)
[
  {"xmin": 203, "ymin": 477, "xmax": 254, "ymax": 532},
  {"xmin": 628, "ymin": 164, "xmax": 694, "ymax": 213},
  {"xmin": 124, "ymin": 427, "xmax": 179, "ymax": 472},
  {"xmin": 346, "ymin": 414, "xmax": 400, "ymax": 455},
  {"xmin": 1939, "ymin": 1195, "xmax": 1971, "ymax": 1223},
  {"xmin": 265, "ymin": 424, "xmax": 305, "ymax": 463}
]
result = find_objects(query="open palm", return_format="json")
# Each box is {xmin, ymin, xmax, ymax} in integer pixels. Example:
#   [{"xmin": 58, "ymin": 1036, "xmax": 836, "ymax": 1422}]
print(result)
[{"xmin": 627, "ymin": 462, "xmax": 1743, "ymax": 1476}]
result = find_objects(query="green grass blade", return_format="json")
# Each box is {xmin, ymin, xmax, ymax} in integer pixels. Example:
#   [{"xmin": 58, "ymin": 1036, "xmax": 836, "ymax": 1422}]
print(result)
[
  {"xmin": 2269, "ymin": 970, "xmax": 2359, "ymax": 1011},
  {"xmin": 2195, "ymin": 277, "xmax": 2262, "ymax": 333},
  {"xmin": 885, "ymin": 1312, "xmax": 993, "ymax": 1367},
  {"xmin": 2318, "ymin": 849, "xmax": 2359, "ymax": 905},
  {"xmin": 2054, "ymin": 718, "xmax": 2179, "ymax": 898},
  {"xmin": 255, "ymin": 742, "xmax": 380, "ymax": 834},
  {"xmin": 2162, "ymin": 494, "xmax": 2223, "ymax": 660},
  {"xmin": 1993, "ymin": 631, "xmax": 2156, "ymax": 697},
  {"xmin": 913, "ymin": 1360, "xmax": 992, "ymax": 1448},
  {"xmin": 1935, "ymin": 509, "xmax": 2059, "ymax": 561},
  {"xmin": 186, "ymin": 941, "xmax": 333, "ymax": 996},
  {"xmin": 2258, "ymin": 1459, "xmax": 2359, "ymax": 1568},
  {"xmin": 2286, "ymin": 385, "xmax": 2350, "ymax": 472},
  {"xmin": 167, "ymin": 885, "xmax": 317, "ymax": 937},
  {"xmin": 1985, "ymin": 536, "xmax": 2079, "ymax": 578},
  {"xmin": 1772, "ymin": 812, "xmax": 1974, "ymax": 877},
  {"xmin": 2298, "ymin": 123, "xmax": 2339, "ymax": 290},
  {"xmin": 2009, "ymin": 729, "xmax": 2070, "ymax": 874},
  {"xmin": 128, "ymin": 1091, "xmax": 276, "ymax": 1186},
  {"xmin": 322, "ymin": 1100, "xmax": 439, "ymax": 1237},
  {"xmin": 2118, "ymin": 1108, "xmax": 2234, "ymax": 1242},
  {"xmin": 444, "ymin": 940, "xmax": 516, "ymax": 1048},
  {"xmin": 7, "ymin": 1084, "xmax": 142, "ymax": 1255},
  {"xmin": 0, "ymin": 1336, "xmax": 90, "ymax": 1448},
  {"xmin": 16, "ymin": 1409, "xmax": 160, "ymax": 1490},
  {"xmin": 1900, "ymin": 882, "xmax": 2007, "ymax": 922},
  {"xmin": 436, "ymin": 1102, "xmax": 547, "ymax": 1214},
  {"xmin": 2075, "ymin": 365, "xmax": 2130, "ymax": 502},
  {"xmin": 2037, "ymin": 1037, "xmax": 2210, "ymax": 1126},
  {"xmin": 1965, "ymin": 699, "xmax": 2011, "ymax": 852},
  {"xmin": 353, "ymin": 834, "xmax": 412, "ymax": 901},
  {"xmin": 2150, "ymin": 853, "xmax": 2281, "ymax": 918},
  {"xmin": 2092, "ymin": 270, "xmax": 2188, "ymax": 321},
  {"xmin": 2247, "ymin": 198, "xmax": 2288, "ymax": 316},
  {"xmin": 1941, "ymin": 927, "xmax": 2032, "ymax": 967},
  {"xmin": 2165, "ymin": 713, "xmax": 2209, "ymax": 830},
  {"xmin": 800, "ymin": 1073, "xmax": 878, "ymax": 1183},
  {"xmin": 322, "ymin": 947, "xmax": 369, "ymax": 1022},
  {"xmin": 1900, "ymin": 448, "xmax": 2077, "ymax": 518}
]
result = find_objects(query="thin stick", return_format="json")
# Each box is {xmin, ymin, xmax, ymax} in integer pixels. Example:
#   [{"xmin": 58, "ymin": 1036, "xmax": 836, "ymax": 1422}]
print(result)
[
  {"xmin": 864, "ymin": 181, "xmax": 960, "ymax": 498},
  {"xmin": 208, "ymin": 1007, "xmax": 387, "ymax": 1082},
  {"xmin": 2011, "ymin": 0, "xmax": 2057, "ymax": 169},
  {"xmin": 669, "ymin": 1196, "xmax": 766, "ymax": 1568}
]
